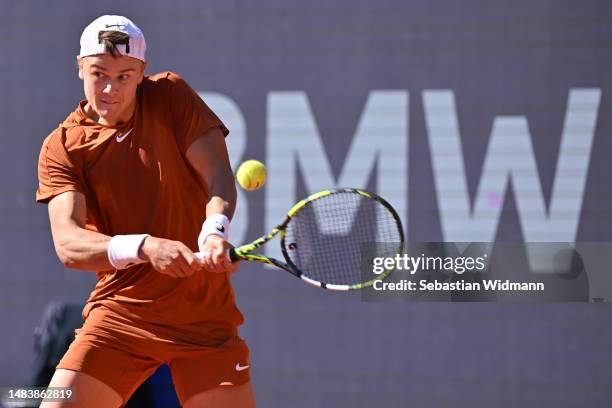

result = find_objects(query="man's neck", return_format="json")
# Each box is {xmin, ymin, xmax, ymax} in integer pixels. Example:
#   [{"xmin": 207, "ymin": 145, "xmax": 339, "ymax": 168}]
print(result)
[{"xmin": 83, "ymin": 101, "xmax": 135, "ymax": 126}]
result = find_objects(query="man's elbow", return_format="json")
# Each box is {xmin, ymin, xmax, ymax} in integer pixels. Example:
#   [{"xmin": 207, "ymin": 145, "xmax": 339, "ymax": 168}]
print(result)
[
  {"xmin": 53, "ymin": 236, "xmax": 84, "ymax": 269},
  {"xmin": 55, "ymin": 245, "xmax": 78, "ymax": 268}
]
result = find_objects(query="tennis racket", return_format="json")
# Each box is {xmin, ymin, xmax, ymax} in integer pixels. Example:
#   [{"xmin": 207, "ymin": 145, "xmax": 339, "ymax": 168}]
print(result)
[{"xmin": 226, "ymin": 188, "xmax": 404, "ymax": 291}]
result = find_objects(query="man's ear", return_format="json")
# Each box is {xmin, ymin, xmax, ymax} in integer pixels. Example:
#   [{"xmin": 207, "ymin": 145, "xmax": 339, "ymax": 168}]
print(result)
[{"xmin": 77, "ymin": 56, "xmax": 84, "ymax": 80}]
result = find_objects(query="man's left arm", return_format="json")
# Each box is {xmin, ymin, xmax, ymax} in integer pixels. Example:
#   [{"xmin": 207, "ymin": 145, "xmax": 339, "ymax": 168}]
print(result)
[{"xmin": 186, "ymin": 126, "xmax": 238, "ymax": 273}]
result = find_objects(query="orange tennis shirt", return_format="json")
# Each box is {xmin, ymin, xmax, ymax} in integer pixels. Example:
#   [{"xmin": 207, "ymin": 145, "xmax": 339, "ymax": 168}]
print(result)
[{"xmin": 36, "ymin": 72, "xmax": 244, "ymax": 329}]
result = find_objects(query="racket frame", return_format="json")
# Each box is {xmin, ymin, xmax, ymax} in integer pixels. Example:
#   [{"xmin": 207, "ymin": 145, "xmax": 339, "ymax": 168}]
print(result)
[{"xmin": 229, "ymin": 188, "xmax": 404, "ymax": 291}]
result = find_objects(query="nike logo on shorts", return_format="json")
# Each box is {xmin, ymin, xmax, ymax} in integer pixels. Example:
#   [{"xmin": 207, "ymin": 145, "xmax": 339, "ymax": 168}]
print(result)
[
  {"xmin": 116, "ymin": 128, "xmax": 133, "ymax": 143},
  {"xmin": 235, "ymin": 363, "xmax": 249, "ymax": 372}
]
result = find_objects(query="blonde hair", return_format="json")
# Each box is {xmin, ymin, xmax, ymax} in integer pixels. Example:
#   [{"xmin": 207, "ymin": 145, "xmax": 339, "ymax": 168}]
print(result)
[{"xmin": 97, "ymin": 30, "xmax": 131, "ymax": 58}]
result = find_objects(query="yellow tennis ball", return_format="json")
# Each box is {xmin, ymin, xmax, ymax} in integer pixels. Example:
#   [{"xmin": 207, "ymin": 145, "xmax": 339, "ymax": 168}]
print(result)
[{"xmin": 236, "ymin": 160, "xmax": 267, "ymax": 191}]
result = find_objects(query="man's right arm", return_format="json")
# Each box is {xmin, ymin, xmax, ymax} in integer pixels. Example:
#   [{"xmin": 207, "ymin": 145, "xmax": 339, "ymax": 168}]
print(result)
[
  {"xmin": 47, "ymin": 191, "xmax": 202, "ymax": 276},
  {"xmin": 48, "ymin": 190, "xmax": 113, "ymax": 271}
]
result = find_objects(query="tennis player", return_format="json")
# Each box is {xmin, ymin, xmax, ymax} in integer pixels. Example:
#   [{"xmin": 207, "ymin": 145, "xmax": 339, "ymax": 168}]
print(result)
[{"xmin": 36, "ymin": 15, "xmax": 254, "ymax": 407}]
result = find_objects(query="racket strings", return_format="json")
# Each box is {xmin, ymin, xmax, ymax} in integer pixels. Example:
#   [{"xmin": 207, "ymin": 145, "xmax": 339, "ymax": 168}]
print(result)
[{"xmin": 283, "ymin": 191, "xmax": 402, "ymax": 286}]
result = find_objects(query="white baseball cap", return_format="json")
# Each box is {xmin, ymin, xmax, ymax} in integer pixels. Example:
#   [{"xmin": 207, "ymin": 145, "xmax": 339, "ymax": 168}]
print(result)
[{"xmin": 79, "ymin": 15, "xmax": 146, "ymax": 62}]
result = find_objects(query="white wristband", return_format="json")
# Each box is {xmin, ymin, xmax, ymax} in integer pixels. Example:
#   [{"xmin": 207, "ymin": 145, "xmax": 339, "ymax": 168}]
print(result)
[
  {"xmin": 107, "ymin": 234, "xmax": 150, "ymax": 270},
  {"xmin": 198, "ymin": 214, "xmax": 230, "ymax": 248}
]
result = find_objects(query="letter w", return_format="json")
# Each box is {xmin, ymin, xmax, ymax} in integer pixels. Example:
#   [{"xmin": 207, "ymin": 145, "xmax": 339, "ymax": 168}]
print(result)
[{"xmin": 424, "ymin": 89, "xmax": 600, "ymax": 242}]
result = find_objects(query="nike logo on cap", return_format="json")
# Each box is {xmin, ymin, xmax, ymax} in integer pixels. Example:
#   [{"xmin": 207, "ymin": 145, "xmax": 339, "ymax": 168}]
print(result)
[
  {"xmin": 216, "ymin": 224, "xmax": 225, "ymax": 233},
  {"xmin": 116, "ymin": 128, "xmax": 133, "ymax": 143},
  {"xmin": 235, "ymin": 363, "xmax": 249, "ymax": 372}
]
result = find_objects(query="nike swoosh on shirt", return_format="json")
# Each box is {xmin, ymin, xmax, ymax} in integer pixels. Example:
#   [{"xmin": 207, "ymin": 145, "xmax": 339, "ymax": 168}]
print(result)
[
  {"xmin": 116, "ymin": 128, "xmax": 133, "ymax": 143},
  {"xmin": 235, "ymin": 363, "xmax": 249, "ymax": 372}
]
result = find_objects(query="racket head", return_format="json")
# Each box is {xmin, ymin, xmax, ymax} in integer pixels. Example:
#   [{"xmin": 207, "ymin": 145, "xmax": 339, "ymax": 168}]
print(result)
[{"xmin": 279, "ymin": 188, "xmax": 404, "ymax": 290}]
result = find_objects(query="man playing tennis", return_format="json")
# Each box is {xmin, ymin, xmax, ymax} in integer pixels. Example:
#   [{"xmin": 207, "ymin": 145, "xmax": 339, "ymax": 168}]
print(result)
[{"xmin": 36, "ymin": 15, "xmax": 254, "ymax": 407}]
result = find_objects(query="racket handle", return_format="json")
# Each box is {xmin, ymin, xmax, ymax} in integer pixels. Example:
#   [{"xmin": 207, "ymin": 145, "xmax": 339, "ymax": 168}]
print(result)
[
  {"xmin": 228, "ymin": 248, "xmax": 240, "ymax": 263},
  {"xmin": 195, "ymin": 250, "xmax": 240, "ymax": 263}
]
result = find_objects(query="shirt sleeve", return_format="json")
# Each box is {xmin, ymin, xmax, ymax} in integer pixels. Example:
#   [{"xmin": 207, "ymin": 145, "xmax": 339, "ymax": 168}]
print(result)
[
  {"xmin": 165, "ymin": 72, "xmax": 229, "ymax": 154},
  {"xmin": 36, "ymin": 129, "xmax": 87, "ymax": 203}
]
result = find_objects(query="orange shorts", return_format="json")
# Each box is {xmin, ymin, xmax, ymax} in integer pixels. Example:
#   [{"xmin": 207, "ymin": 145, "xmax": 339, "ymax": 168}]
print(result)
[{"xmin": 57, "ymin": 305, "xmax": 250, "ymax": 404}]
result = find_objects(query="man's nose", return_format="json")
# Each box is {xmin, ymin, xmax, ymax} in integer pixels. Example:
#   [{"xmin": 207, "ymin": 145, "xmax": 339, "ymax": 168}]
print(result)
[{"xmin": 102, "ymin": 79, "xmax": 117, "ymax": 93}]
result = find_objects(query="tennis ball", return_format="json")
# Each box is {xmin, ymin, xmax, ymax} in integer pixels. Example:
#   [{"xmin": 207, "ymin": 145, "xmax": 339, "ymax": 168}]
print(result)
[{"xmin": 236, "ymin": 160, "xmax": 267, "ymax": 191}]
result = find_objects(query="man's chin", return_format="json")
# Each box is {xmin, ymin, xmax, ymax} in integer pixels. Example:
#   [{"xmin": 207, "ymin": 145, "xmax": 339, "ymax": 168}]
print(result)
[{"xmin": 96, "ymin": 111, "xmax": 120, "ymax": 125}]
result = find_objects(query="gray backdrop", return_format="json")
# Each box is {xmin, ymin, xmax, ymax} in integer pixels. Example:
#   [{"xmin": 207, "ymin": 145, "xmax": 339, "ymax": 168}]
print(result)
[{"xmin": 1, "ymin": 1, "xmax": 612, "ymax": 407}]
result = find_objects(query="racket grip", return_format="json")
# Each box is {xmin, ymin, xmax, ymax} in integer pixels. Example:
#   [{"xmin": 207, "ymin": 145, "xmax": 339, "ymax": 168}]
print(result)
[
  {"xmin": 229, "ymin": 248, "xmax": 240, "ymax": 263},
  {"xmin": 195, "ymin": 250, "xmax": 240, "ymax": 263}
]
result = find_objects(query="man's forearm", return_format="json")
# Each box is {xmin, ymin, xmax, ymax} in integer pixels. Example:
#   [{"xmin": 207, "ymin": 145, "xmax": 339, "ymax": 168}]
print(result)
[
  {"xmin": 199, "ymin": 172, "xmax": 237, "ymax": 251},
  {"xmin": 53, "ymin": 225, "xmax": 114, "ymax": 271},
  {"xmin": 205, "ymin": 173, "xmax": 237, "ymax": 219}
]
